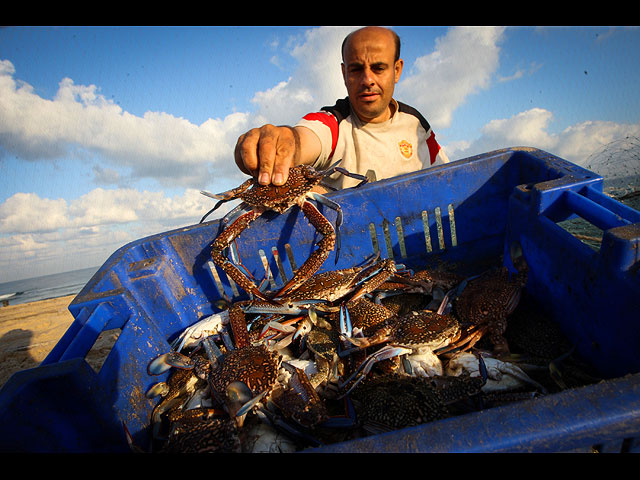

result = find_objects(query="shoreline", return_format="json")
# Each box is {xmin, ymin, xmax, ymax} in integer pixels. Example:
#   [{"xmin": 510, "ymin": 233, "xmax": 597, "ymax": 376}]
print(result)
[{"xmin": 0, "ymin": 294, "xmax": 117, "ymax": 389}]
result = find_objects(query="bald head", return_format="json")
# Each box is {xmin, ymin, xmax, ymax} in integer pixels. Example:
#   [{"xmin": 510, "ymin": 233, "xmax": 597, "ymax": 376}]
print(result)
[
  {"xmin": 340, "ymin": 26, "xmax": 404, "ymax": 124},
  {"xmin": 341, "ymin": 26, "xmax": 401, "ymax": 63}
]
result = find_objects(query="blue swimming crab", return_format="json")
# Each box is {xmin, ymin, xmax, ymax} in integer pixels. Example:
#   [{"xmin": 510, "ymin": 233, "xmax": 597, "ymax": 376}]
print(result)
[
  {"xmin": 146, "ymin": 350, "xmax": 213, "ymax": 440},
  {"xmin": 201, "ymin": 161, "xmax": 367, "ymax": 302},
  {"xmin": 452, "ymin": 266, "xmax": 528, "ymax": 356},
  {"xmin": 160, "ymin": 410, "xmax": 242, "ymax": 453},
  {"xmin": 339, "ymin": 309, "xmax": 473, "ymax": 395},
  {"xmin": 349, "ymin": 363, "xmax": 487, "ymax": 435},
  {"xmin": 268, "ymin": 363, "xmax": 330, "ymax": 428},
  {"xmin": 222, "ymin": 257, "xmax": 399, "ymax": 351}
]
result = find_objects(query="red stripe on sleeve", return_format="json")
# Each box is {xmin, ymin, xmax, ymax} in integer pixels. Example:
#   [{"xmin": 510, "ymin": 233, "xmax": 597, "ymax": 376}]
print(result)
[
  {"xmin": 303, "ymin": 112, "xmax": 339, "ymax": 158},
  {"xmin": 426, "ymin": 131, "xmax": 441, "ymax": 165}
]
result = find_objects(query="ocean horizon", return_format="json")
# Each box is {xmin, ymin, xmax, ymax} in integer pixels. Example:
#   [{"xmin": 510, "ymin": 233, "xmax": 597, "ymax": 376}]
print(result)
[{"xmin": 0, "ymin": 266, "xmax": 100, "ymax": 307}]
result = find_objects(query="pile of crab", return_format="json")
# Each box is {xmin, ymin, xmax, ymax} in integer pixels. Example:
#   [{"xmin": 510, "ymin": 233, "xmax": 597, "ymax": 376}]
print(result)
[{"xmin": 142, "ymin": 164, "xmax": 599, "ymax": 453}]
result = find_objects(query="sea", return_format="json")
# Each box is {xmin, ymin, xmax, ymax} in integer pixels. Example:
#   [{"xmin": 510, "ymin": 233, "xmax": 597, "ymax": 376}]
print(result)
[{"xmin": 0, "ymin": 266, "xmax": 100, "ymax": 307}]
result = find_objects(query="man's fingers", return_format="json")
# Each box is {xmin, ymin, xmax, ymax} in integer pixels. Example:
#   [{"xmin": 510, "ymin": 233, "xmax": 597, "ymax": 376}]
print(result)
[
  {"xmin": 257, "ymin": 125, "xmax": 279, "ymax": 185},
  {"xmin": 271, "ymin": 127, "xmax": 299, "ymax": 186},
  {"xmin": 235, "ymin": 129, "xmax": 260, "ymax": 177},
  {"xmin": 235, "ymin": 125, "xmax": 300, "ymax": 186}
]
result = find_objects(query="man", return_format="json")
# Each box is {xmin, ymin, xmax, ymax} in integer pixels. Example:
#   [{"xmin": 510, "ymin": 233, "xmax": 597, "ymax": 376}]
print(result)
[{"xmin": 234, "ymin": 26, "xmax": 449, "ymax": 191}]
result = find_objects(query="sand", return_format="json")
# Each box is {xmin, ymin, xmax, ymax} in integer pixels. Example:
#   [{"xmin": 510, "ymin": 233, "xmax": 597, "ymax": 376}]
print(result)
[{"xmin": 0, "ymin": 295, "xmax": 118, "ymax": 389}]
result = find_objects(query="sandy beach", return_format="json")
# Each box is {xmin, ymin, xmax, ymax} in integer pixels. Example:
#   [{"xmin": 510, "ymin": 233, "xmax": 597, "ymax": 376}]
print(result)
[{"xmin": 0, "ymin": 295, "xmax": 117, "ymax": 389}]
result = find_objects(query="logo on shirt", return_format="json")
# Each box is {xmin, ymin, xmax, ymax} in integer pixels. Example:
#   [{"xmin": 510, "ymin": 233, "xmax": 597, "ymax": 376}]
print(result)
[{"xmin": 398, "ymin": 140, "xmax": 413, "ymax": 159}]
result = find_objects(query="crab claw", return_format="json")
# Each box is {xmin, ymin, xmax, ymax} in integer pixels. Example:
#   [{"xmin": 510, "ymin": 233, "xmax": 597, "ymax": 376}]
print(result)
[
  {"xmin": 339, "ymin": 303, "xmax": 352, "ymax": 338},
  {"xmin": 147, "ymin": 351, "xmax": 195, "ymax": 376},
  {"xmin": 338, "ymin": 345, "xmax": 413, "ymax": 397},
  {"xmin": 145, "ymin": 381, "xmax": 170, "ymax": 399},
  {"xmin": 233, "ymin": 388, "xmax": 269, "ymax": 421},
  {"xmin": 225, "ymin": 381, "xmax": 258, "ymax": 428},
  {"xmin": 259, "ymin": 317, "xmax": 297, "ymax": 339},
  {"xmin": 293, "ymin": 317, "xmax": 313, "ymax": 342}
]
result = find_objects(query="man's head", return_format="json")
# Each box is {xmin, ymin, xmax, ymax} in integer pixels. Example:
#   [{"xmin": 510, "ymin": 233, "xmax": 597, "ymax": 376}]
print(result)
[{"xmin": 341, "ymin": 26, "xmax": 404, "ymax": 124}]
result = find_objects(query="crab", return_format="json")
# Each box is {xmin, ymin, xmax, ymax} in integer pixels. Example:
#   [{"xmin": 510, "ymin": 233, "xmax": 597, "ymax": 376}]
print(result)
[
  {"xmin": 202, "ymin": 161, "xmax": 368, "ymax": 302},
  {"xmin": 343, "ymin": 297, "xmax": 396, "ymax": 338},
  {"xmin": 220, "ymin": 257, "xmax": 399, "ymax": 354},
  {"xmin": 267, "ymin": 362, "xmax": 330, "ymax": 430},
  {"xmin": 279, "ymin": 257, "xmax": 397, "ymax": 308},
  {"xmin": 368, "ymin": 266, "xmax": 466, "ymax": 317},
  {"xmin": 452, "ymin": 266, "xmax": 528, "ymax": 356},
  {"xmin": 160, "ymin": 411, "xmax": 242, "ymax": 453},
  {"xmin": 208, "ymin": 343, "xmax": 283, "ymax": 419},
  {"xmin": 304, "ymin": 326, "xmax": 343, "ymax": 387},
  {"xmin": 148, "ymin": 326, "xmax": 283, "ymax": 429},
  {"xmin": 146, "ymin": 350, "xmax": 216, "ymax": 439},
  {"xmin": 339, "ymin": 310, "xmax": 472, "ymax": 395},
  {"xmin": 444, "ymin": 351, "xmax": 547, "ymax": 394},
  {"xmin": 349, "ymin": 367, "xmax": 486, "ymax": 435}
]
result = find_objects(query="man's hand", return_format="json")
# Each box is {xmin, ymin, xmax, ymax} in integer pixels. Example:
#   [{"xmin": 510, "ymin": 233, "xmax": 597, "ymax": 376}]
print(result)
[{"xmin": 234, "ymin": 124, "xmax": 300, "ymax": 186}]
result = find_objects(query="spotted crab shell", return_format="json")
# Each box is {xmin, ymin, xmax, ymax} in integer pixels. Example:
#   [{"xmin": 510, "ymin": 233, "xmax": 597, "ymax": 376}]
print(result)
[
  {"xmin": 239, "ymin": 165, "xmax": 324, "ymax": 213},
  {"xmin": 209, "ymin": 344, "xmax": 282, "ymax": 401}
]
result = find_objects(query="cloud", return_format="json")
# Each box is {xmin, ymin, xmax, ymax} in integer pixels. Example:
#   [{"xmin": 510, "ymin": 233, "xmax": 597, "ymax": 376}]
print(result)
[
  {"xmin": 397, "ymin": 26, "xmax": 506, "ymax": 129},
  {"xmin": 0, "ymin": 187, "xmax": 216, "ymax": 235},
  {"xmin": 250, "ymin": 26, "xmax": 355, "ymax": 126},
  {"xmin": 0, "ymin": 186, "xmax": 228, "ymax": 280},
  {"xmin": 0, "ymin": 59, "xmax": 251, "ymax": 188},
  {"xmin": 444, "ymin": 107, "xmax": 640, "ymax": 173},
  {"xmin": 0, "ymin": 193, "xmax": 69, "ymax": 234},
  {"xmin": 498, "ymin": 61, "xmax": 543, "ymax": 83}
]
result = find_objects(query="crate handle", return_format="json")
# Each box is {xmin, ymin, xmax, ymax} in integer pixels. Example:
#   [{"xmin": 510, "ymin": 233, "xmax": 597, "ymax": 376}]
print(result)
[
  {"xmin": 562, "ymin": 186, "xmax": 640, "ymax": 231},
  {"xmin": 58, "ymin": 303, "xmax": 114, "ymax": 362}
]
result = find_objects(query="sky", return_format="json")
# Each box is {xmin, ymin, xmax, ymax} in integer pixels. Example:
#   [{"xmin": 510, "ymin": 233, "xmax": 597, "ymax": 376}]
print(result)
[{"xmin": 0, "ymin": 25, "xmax": 639, "ymax": 282}]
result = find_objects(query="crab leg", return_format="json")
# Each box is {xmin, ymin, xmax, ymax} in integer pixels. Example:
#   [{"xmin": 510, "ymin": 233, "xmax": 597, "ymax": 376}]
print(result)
[
  {"xmin": 347, "ymin": 259, "xmax": 397, "ymax": 305},
  {"xmin": 199, "ymin": 181, "xmax": 253, "ymax": 224},
  {"xmin": 321, "ymin": 160, "xmax": 370, "ymax": 189},
  {"xmin": 170, "ymin": 310, "xmax": 230, "ymax": 352},
  {"xmin": 307, "ymin": 191, "xmax": 343, "ymax": 263},
  {"xmin": 338, "ymin": 345, "xmax": 414, "ymax": 397},
  {"xmin": 435, "ymin": 324, "xmax": 488, "ymax": 355},
  {"xmin": 211, "ymin": 208, "xmax": 276, "ymax": 303},
  {"xmin": 275, "ymin": 200, "xmax": 336, "ymax": 298},
  {"xmin": 228, "ymin": 303, "xmax": 252, "ymax": 349}
]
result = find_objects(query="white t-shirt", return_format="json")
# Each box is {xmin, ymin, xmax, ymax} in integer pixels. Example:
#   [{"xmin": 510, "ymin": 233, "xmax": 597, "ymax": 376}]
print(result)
[{"xmin": 296, "ymin": 97, "xmax": 449, "ymax": 190}]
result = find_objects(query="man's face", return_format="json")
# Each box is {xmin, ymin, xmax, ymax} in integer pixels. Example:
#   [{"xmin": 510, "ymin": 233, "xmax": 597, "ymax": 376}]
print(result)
[{"xmin": 341, "ymin": 28, "xmax": 404, "ymax": 124}]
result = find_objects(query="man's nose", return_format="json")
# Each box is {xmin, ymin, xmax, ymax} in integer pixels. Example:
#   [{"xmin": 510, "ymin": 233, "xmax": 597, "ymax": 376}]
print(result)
[{"xmin": 360, "ymin": 67, "xmax": 375, "ymax": 86}]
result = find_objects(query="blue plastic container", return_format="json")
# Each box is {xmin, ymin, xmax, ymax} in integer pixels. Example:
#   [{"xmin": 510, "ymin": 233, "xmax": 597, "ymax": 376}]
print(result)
[{"xmin": 1, "ymin": 147, "xmax": 639, "ymax": 453}]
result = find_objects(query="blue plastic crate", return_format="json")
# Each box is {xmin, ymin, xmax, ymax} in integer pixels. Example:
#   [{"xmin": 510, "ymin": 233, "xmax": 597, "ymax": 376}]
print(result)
[{"xmin": 1, "ymin": 147, "xmax": 638, "ymax": 453}]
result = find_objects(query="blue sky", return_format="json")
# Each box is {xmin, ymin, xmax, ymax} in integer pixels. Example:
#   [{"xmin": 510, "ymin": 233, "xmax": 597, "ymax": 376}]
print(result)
[{"xmin": 1, "ymin": 26, "xmax": 639, "ymax": 282}]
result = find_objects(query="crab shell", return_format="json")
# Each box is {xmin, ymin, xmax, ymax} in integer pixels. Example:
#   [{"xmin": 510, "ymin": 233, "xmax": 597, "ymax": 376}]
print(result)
[
  {"xmin": 209, "ymin": 344, "xmax": 282, "ymax": 406},
  {"xmin": 362, "ymin": 310, "xmax": 461, "ymax": 352},
  {"xmin": 349, "ymin": 374, "xmax": 452, "ymax": 432},
  {"xmin": 161, "ymin": 415, "xmax": 241, "ymax": 453},
  {"xmin": 269, "ymin": 365, "xmax": 330, "ymax": 428},
  {"xmin": 237, "ymin": 164, "xmax": 328, "ymax": 214},
  {"xmin": 454, "ymin": 266, "xmax": 527, "ymax": 354},
  {"xmin": 346, "ymin": 298, "xmax": 396, "ymax": 336}
]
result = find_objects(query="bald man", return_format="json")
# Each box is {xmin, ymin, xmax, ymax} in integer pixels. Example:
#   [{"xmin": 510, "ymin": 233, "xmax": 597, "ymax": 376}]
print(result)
[{"xmin": 234, "ymin": 26, "xmax": 449, "ymax": 191}]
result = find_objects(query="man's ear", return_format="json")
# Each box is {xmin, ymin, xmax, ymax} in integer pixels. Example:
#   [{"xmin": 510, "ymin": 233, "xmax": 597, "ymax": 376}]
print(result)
[{"xmin": 394, "ymin": 59, "xmax": 404, "ymax": 84}]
